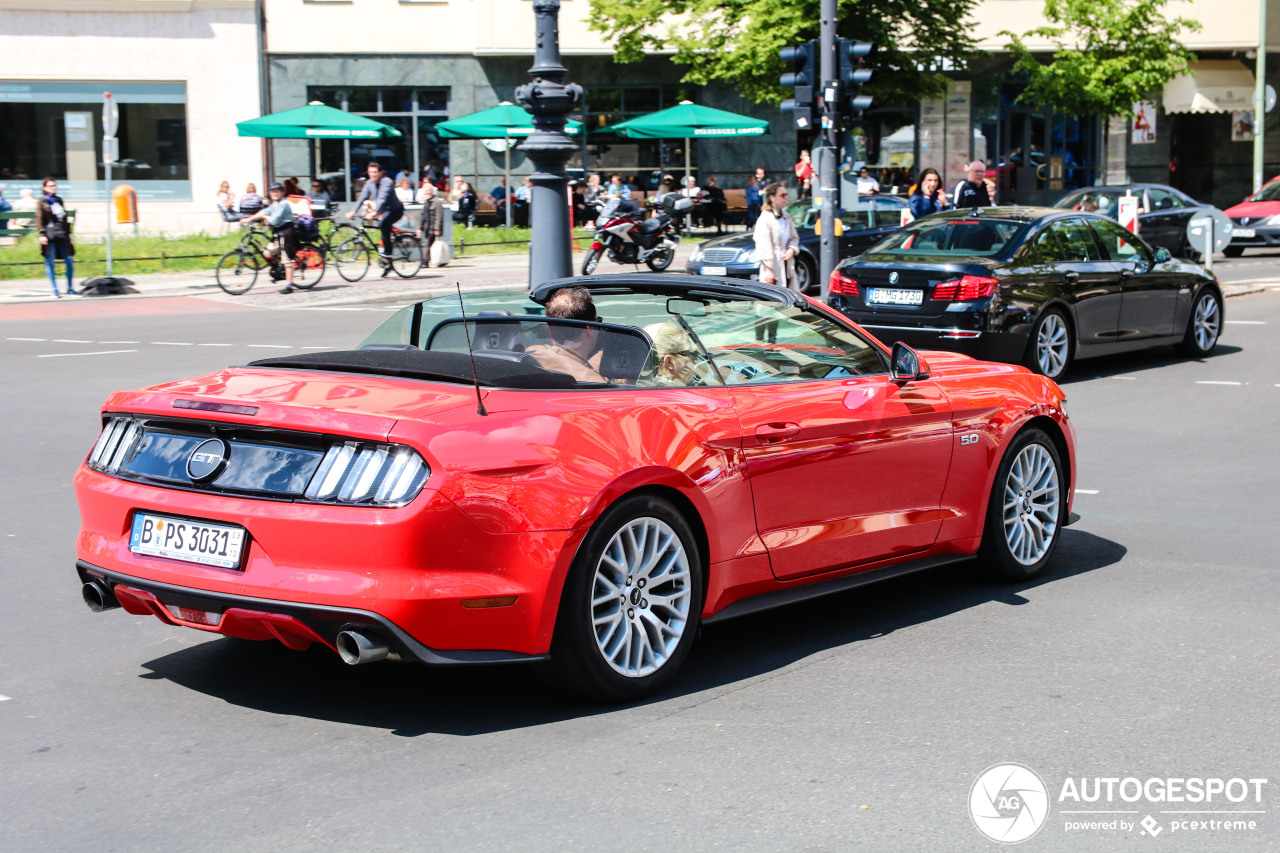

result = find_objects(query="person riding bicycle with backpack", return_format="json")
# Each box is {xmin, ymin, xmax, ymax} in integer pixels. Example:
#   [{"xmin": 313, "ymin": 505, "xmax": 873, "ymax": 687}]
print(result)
[
  {"xmin": 241, "ymin": 182, "xmax": 299, "ymax": 293},
  {"xmin": 346, "ymin": 160, "xmax": 404, "ymax": 277}
]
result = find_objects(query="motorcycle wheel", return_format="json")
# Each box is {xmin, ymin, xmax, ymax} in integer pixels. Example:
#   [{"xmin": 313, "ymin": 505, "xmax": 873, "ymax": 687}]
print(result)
[
  {"xmin": 645, "ymin": 246, "xmax": 675, "ymax": 272},
  {"xmin": 582, "ymin": 247, "xmax": 602, "ymax": 276}
]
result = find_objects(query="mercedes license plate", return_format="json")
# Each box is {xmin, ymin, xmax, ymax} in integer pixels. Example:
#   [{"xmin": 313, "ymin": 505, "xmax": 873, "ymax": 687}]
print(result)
[
  {"xmin": 701, "ymin": 265, "xmax": 728, "ymax": 276},
  {"xmin": 1234, "ymin": 228, "xmax": 1256, "ymax": 238},
  {"xmin": 867, "ymin": 287, "xmax": 924, "ymax": 306},
  {"xmin": 129, "ymin": 512, "xmax": 247, "ymax": 569}
]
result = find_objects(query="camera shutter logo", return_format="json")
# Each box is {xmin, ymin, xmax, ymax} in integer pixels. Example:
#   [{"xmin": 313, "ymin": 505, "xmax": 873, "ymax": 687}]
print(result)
[
  {"xmin": 969, "ymin": 763, "xmax": 1049, "ymax": 844},
  {"xmin": 187, "ymin": 439, "xmax": 229, "ymax": 482}
]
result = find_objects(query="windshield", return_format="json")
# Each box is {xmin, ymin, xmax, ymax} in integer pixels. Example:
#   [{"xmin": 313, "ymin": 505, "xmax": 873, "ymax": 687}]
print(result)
[
  {"xmin": 1056, "ymin": 190, "xmax": 1124, "ymax": 214},
  {"xmin": 1247, "ymin": 180, "xmax": 1280, "ymax": 202},
  {"xmin": 870, "ymin": 217, "xmax": 1026, "ymax": 257}
]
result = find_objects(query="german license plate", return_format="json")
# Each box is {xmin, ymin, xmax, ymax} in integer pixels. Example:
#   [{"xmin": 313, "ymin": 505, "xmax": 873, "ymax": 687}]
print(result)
[
  {"xmin": 129, "ymin": 512, "xmax": 247, "ymax": 569},
  {"xmin": 701, "ymin": 265, "xmax": 728, "ymax": 276},
  {"xmin": 1234, "ymin": 228, "xmax": 1256, "ymax": 238},
  {"xmin": 867, "ymin": 287, "xmax": 923, "ymax": 306}
]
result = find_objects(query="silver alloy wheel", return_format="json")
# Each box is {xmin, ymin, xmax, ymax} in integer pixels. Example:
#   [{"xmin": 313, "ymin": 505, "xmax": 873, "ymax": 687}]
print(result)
[
  {"xmin": 1193, "ymin": 293, "xmax": 1221, "ymax": 351},
  {"xmin": 1001, "ymin": 443, "xmax": 1061, "ymax": 566},
  {"xmin": 1035, "ymin": 313, "xmax": 1070, "ymax": 377},
  {"xmin": 590, "ymin": 517, "xmax": 693, "ymax": 678}
]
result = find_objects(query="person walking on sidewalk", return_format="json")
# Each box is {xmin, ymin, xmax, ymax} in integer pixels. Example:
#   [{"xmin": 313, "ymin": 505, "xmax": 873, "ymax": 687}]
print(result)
[
  {"xmin": 36, "ymin": 178, "xmax": 78, "ymax": 297},
  {"xmin": 346, "ymin": 161, "xmax": 404, "ymax": 276},
  {"xmin": 417, "ymin": 182, "xmax": 445, "ymax": 266},
  {"xmin": 950, "ymin": 161, "xmax": 991, "ymax": 208}
]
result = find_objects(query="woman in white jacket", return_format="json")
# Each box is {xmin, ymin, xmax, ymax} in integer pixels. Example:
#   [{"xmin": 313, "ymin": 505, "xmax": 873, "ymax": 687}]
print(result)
[{"xmin": 752, "ymin": 182, "xmax": 800, "ymax": 289}]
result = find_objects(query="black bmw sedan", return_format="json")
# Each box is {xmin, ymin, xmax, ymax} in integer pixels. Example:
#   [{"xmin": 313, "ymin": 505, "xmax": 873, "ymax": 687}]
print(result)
[
  {"xmin": 826, "ymin": 207, "xmax": 1224, "ymax": 380},
  {"xmin": 1054, "ymin": 184, "xmax": 1213, "ymax": 260}
]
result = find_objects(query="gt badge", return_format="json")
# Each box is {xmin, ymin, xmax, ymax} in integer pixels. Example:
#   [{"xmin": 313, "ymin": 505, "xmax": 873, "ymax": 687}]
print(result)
[{"xmin": 187, "ymin": 438, "xmax": 229, "ymax": 482}]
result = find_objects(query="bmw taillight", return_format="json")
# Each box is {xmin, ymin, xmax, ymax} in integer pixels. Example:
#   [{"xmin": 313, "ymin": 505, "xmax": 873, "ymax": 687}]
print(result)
[
  {"xmin": 828, "ymin": 270, "xmax": 859, "ymax": 296},
  {"xmin": 932, "ymin": 275, "xmax": 998, "ymax": 301},
  {"xmin": 304, "ymin": 442, "xmax": 430, "ymax": 506},
  {"xmin": 87, "ymin": 416, "xmax": 143, "ymax": 474}
]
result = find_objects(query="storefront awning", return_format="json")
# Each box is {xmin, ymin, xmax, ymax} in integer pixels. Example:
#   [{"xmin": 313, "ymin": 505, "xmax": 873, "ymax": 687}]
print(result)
[{"xmin": 1163, "ymin": 60, "xmax": 1256, "ymax": 114}]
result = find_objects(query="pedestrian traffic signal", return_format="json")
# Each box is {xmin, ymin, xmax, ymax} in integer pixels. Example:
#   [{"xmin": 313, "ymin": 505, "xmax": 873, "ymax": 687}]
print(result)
[
  {"xmin": 780, "ymin": 40, "xmax": 819, "ymax": 131},
  {"xmin": 837, "ymin": 39, "xmax": 874, "ymax": 118}
]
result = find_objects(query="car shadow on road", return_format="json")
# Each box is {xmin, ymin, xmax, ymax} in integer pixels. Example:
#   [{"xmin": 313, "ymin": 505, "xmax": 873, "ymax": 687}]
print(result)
[
  {"xmin": 1059, "ymin": 344, "xmax": 1242, "ymax": 383},
  {"xmin": 138, "ymin": 527, "xmax": 1125, "ymax": 737}
]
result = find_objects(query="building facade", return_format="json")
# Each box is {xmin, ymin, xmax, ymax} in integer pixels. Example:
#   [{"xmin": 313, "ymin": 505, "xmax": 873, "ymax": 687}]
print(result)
[{"xmin": 0, "ymin": 0, "xmax": 265, "ymax": 236}]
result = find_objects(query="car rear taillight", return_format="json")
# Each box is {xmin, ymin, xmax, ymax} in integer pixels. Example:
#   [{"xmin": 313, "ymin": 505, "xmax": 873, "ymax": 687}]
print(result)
[
  {"xmin": 828, "ymin": 270, "xmax": 859, "ymax": 296},
  {"xmin": 304, "ymin": 442, "xmax": 430, "ymax": 506},
  {"xmin": 87, "ymin": 417, "xmax": 143, "ymax": 474},
  {"xmin": 932, "ymin": 275, "xmax": 998, "ymax": 301}
]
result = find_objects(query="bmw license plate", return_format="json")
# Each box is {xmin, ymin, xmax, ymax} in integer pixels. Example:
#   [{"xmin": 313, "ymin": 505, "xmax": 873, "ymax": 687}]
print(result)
[
  {"xmin": 701, "ymin": 265, "xmax": 728, "ymax": 276},
  {"xmin": 1234, "ymin": 228, "xmax": 1256, "ymax": 237},
  {"xmin": 129, "ymin": 512, "xmax": 247, "ymax": 570},
  {"xmin": 867, "ymin": 287, "xmax": 924, "ymax": 306}
]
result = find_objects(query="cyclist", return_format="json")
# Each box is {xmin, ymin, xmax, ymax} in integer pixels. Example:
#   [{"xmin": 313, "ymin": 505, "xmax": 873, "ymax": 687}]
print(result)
[
  {"xmin": 241, "ymin": 182, "xmax": 298, "ymax": 294},
  {"xmin": 346, "ymin": 160, "xmax": 404, "ymax": 277}
]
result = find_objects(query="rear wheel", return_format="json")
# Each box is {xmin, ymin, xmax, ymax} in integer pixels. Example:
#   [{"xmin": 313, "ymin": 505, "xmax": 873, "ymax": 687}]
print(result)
[
  {"xmin": 978, "ymin": 428, "xmax": 1066, "ymax": 581},
  {"xmin": 792, "ymin": 255, "xmax": 814, "ymax": 292},
  {"xmin": 1025, "ymin": 308, "xmax": 1073, "ymax": 381},
  {"xmin": 545, "ymin": 494, "xmax": 702, "ymax": 702},
  {"xmin": 1175, "ymin": 288, "xmax": 1222, "ymax": 357},
  {"xmin": 645, "ymin": 245, "xmax": 675, "ymax": 272},
  {"xmin": 215, "ymin": 250, "xmax": 257, "ymax": 295},
  {"xmin": 390, "ymin": 233, "xmax": 424, "ymax": 278},
  {"xmin": 291, "ymin": 245, "xmax": 325, "ymax": 290},
  {"xmin": 333, "ymin": 236, "xmax": 371, "ymax": 282},
  {"xmin": 1222, "ymin": 245, "xmax": 1245, "ymax": 258},
  {"xmin": 582, "ymin": 246, "xmax": 603, "ymax": 276}
]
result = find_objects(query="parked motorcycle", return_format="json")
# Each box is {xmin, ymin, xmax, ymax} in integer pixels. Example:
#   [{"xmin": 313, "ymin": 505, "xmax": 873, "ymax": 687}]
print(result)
[{"xmin": 582, "ymin": 193, "xmax": 693, "ymax": 275}]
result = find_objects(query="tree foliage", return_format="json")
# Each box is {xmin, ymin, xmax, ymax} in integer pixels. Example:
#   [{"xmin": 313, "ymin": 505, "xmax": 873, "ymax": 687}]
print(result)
[
  {"xmin": 586, "ymin": 0, "xmax": 980, "ymax": 107},
  {"xmin": 1003, "ymin": 0, "xmax": 1201, "ymax": 117}
]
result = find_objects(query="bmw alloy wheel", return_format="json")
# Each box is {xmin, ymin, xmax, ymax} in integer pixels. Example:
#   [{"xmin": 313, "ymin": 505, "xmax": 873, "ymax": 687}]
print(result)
[
  {"xmin": 1034, "ymin": 311, "xmax": 1070, "ymax": 378},
  {"xmin": 1192, "ymin": 292, "xmax": 1221, "ymax": 352},
  {"xmin": 1001, "ymin": 443, "xmax": 1061, "ymax": 566},
  {"xmin": 590, "ymin": 517, "xmax": 693, "ymax": 678}
]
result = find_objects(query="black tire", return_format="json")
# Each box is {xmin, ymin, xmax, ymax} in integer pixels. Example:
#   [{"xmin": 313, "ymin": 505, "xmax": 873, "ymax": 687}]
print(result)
[
  {"xmin": 792, "ymin": 255, "xmax": 815, "ymax": 293},
  {"xmin": 978, "ymin": 427, "xmax": 1067, "ymax": 581},
  {"xmin": 545, "ymin": 494, "xmax": 703, "ymax": 702},
  {"xmin": 645, "ymin": 245, "xmax": 676, "ymax": 272},
  {"xmin": 291, "ymin": 244, "xmax": 325, "ymax": 290},
  {"xmin": 333, "ymin": 236, "xmax": 371, "ymax": 282},
  {"xmin": 1024, "ymin": 308, "xmax": 1073, "ymax": 381},
  {"xmin": 390, "ymin": 233, "xmax": 424, "ymax": 278},
  {"xmin": 215, "ymin": 250, "xmax": 257, "ymax": 295},
  {"xmin": 1222, "ymin": 245, "xmax": 1245, "ymax": 258},
  {"xmin": 582, "ymin": 247, "xmax": 603, "ymax": 276},
  {"xmin": 1175, "ymin": 287, "xmax": 1223, "ymax": 357}
]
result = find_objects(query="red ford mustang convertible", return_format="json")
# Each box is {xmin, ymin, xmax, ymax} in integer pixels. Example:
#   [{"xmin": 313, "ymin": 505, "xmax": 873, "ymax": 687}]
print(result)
[{"xmin": 75, "ymin": 274, "xmax": 1075, "ymax": 701}]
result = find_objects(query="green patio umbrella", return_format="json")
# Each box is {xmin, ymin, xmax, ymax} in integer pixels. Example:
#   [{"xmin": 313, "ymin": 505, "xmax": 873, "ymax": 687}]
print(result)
[
  {"xmin": 437, "ymin": 103, "xmax": 583, "ymax": 227},
  {"xmin": 602, "ymin": 101, "xmax": 769, "ymax": 226},
  {"xmin": 236, "ymin": 103, "xmax": 403, "ymax": 140}
]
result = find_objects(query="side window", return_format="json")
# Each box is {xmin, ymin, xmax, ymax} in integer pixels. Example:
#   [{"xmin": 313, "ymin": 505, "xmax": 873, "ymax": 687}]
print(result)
[
  {"xmin": 1147, "ymin": 188, "xmax": 1184, "ymax": 210},
  {"xmin": 840, "ymin": 205, "xmax": 874, "ymax": 230},
  {"xmin": 1090, "ymin": 217, "xmax": 1150, "ymax": 262},
  {"xmin": 1028, "ymin": 227, "xmax": 1066, "ymax": 263},
  {"xmin": 1049, "ymin": 218, "xmax": 1103, "ymax": 262},
  {"xmin": 872, "ymin": 199, "xmax": 907, "ymax": 227}
]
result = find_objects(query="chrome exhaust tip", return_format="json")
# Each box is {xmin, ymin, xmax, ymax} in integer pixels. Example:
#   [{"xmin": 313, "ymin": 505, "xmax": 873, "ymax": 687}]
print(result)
[
  {"xmin": 335, "ymin": 630, "xmax": 390, "ymax": 665},
  {"xmin": 82, "ymin": 580, "xmax": 119, "ymax": 612}
]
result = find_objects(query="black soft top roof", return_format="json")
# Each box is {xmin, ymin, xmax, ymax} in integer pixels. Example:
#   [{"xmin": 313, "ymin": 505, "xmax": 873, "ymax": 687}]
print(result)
[{"xmin": 248, "ymin": 349, "xmax": 577, "ymax": 389}]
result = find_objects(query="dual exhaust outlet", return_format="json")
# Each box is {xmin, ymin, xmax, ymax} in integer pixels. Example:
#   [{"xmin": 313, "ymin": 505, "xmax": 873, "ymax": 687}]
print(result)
[{"xmin": 83, "ymin": 579, "xmax": 395, "ymax": 666}]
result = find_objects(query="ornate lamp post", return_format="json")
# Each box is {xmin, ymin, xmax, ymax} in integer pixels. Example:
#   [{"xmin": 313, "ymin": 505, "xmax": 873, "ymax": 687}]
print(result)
[{"xmin": 516, "ymin": 0, "xmax": 583, "ymax": 289}]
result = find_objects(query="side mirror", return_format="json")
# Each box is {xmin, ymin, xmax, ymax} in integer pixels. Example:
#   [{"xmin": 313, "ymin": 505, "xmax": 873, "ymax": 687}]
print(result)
[
  {"xmin": 1152, "ymin": 246, "xmax": 1171, "ymax": 264},
  {"xmin": 890, "ymin": 342, "xmax": 930, "ymax": 383}
]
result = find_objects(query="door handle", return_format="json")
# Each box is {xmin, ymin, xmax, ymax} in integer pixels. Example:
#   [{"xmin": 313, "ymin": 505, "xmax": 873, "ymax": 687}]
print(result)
[
  {"xmin": 1064, "ymin": 271, "xmax": 1080, "ymax": 283},
  {"xmin": 755, "ymin": 422, "xmax": 801, "ymax": 443},
  {"xmin": 1119, "ymin": 269, "xmax": 1134, "ymax": 279}
]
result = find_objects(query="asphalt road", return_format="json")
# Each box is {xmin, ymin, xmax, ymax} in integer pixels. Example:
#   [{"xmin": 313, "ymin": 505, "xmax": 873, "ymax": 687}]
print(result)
[{"xmin": 0, "ymin": 286, "xmax": 1277, "ymax": 852}]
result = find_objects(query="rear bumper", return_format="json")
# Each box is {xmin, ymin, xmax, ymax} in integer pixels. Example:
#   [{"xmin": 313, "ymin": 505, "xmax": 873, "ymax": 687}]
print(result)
[{"xmin": 828, "ymin": 298, "xmax": 1030, "ymax": 364}]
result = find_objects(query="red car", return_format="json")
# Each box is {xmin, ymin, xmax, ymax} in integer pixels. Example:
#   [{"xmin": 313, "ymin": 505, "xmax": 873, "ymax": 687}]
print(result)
[
  {"xmin": 75, "ymin": 274, "xmax": 1076, "ymax": 701},
  {"xmin": 1224, "ymin": 176, "xmax": 1280, "ymax": 256}
]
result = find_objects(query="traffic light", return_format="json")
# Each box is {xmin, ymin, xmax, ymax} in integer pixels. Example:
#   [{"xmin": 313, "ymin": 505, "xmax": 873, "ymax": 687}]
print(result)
[
  {"xmin": 837, "ymin": 39, "xmax": 874, "ymax": 119},
  {"xmin": 779, "ymin": 40, "xmax": 819, "ymax": 131}
]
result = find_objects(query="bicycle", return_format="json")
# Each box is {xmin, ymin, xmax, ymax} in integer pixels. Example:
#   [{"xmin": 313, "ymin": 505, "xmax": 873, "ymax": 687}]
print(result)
[
  {"xmin": 215, "ymin": 222, "xmax": 326, "ymax": 296},
  {"xmin": 329, "ymin": 213, "xmax": 423, "ymax": 282}
]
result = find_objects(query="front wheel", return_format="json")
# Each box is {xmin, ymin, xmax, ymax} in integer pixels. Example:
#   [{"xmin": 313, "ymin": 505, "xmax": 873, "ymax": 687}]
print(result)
[
  {"xmin": 645, "ymin": 242, "xmax": 676, "ymax": 272},
  {"xmin": 390, "ymin": 233, "xmax": 424, "ymax": 278},
  {"xmin": 1175, "ymin": 288, "xmax": 1222, "ymax": 357},
  {"xmin": 215, "ymin": 250, "xmax": 257, "ymax": 295},
  {"xmin": 978, "ymin": 428, "xmax": 1066, "ymax": 581},
  {"xmin": 792, "ymin": 255, "xmax": 814, "ymax": 292},
  {"xmin": 1025, "ymin": 308, "xmax": 1073, "ymax": 381},
  {"xmin": 545, "ymin": 494, "xmax": 703, "ymax": 702},
  {"xmin": 333, "ymin": 236, "xmax": 371, "ymax": 282},
  {"xmin": 582, "ymin": 246, "xmax": 603, "ymax": 276},
  {"xmin": 1222, "ymin": 245, "xmax": 1245, "ymax": 258}
]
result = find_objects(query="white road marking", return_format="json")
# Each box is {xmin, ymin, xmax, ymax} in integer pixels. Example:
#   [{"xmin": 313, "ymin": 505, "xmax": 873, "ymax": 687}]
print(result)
[
  {"xmin": 1196, "ymin": 380, "xmax": 1243, "ymax": 386},
  {"xmin": 151, "ymin": 341, "xmax": 193, "ymax": 346},
  {"xmin": 0, "ymin": 695, "xmax": 10, "ymax": 702},
  {"xmin": 6, "ymin": 337, "xmax": 47, "ymax": 341},
  {"xmin": 1104, "ymin": 376, "xmax": 1137, "ymax": 381},
  {"xmin": 247, "ymin": 344, "xmax": 293, "ymax": 349},
  {"xmin": 38, "ymin": 349, "xmax": 138, "ymax": 358},
  {"xmin": 1225, "ymin": 320, "xmax": 1266, "ymax": 325},
  {"xmin": 98, "ymin": 340, "xmax": 138, "ymax": 344},
  {"xmin": 52, "ymin": 339, "xmax": 92, "ymax": 343},
  {"xmin": 198, "ymin": 343, "xmax": 233, "ymax": 347},
  {"xmin": 1074, "ymin": 489, "xmax": 1100, "ymax": 495}
]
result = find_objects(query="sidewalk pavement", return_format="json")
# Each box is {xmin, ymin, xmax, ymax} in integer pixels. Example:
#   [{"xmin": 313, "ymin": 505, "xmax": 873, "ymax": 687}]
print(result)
[{"xmin": 0, "ymin": 245, "xmax": 1272, "ymax": 308}]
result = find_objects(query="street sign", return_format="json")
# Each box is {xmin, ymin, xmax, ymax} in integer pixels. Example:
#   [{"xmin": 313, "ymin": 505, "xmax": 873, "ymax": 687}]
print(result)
[
  {"xmin": 1185, "ymin": 208, "xmax": 1235, "ymax": 254},
  {"xmin": 1117, "ymin": 193, "xmax": 1140, "ymax": 233},
  {"xmin": 1267, "ymin": 84, "xmax": 1277, "ymax": 114},
  {"xmin": 103, "ymin": 93, "xmax": 119, "ymax": 138}
]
